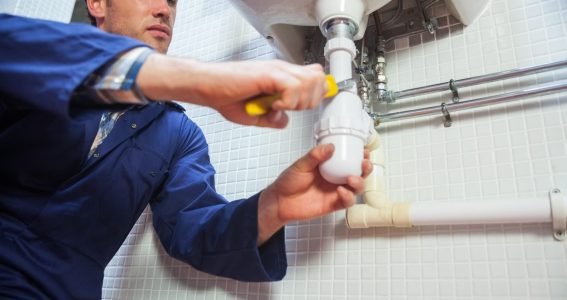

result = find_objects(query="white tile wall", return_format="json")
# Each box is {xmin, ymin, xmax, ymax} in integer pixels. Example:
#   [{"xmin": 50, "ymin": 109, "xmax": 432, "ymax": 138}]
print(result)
[
  {"xmin": 103, "ymin": 0, "xmax": 567, "ymax": 299},
  {"xmin": 5, "ymin": 0, "xmax": 567, "ymax": 299},
  {"xmin": 0, "ymin": 0, "xmax": 74, "ymax": 22}
]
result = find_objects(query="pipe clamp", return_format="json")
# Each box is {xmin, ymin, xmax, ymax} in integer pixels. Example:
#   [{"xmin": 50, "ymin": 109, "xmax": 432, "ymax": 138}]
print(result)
[{"xmin": 550, "ymin": 188, "xmax": 567, "ymax": 241}]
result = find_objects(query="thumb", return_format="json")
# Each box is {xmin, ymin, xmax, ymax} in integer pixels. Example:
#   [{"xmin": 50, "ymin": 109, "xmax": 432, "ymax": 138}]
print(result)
[{"xmin": 293, "ymin": 144, "xmax": 334, "ymax": 172}]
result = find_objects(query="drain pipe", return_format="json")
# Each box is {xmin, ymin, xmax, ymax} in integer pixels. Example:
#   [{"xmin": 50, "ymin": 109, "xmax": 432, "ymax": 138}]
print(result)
[
  {"xmin": 346, "ymin": 129, "xmax": 412, "ymax": 228},
  {"xmin": 346, "ymin": 129, "xmax": 567, "ymax": 240},
  {"xmin": 314, "ymin": 18, "xmax": 373, "ymax": 184}
]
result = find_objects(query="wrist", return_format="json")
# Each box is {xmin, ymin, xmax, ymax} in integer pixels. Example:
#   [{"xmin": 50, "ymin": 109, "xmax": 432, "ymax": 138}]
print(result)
[{"xmin": 257, "ymin": 185, "xmax": 286, "ymax": 246}]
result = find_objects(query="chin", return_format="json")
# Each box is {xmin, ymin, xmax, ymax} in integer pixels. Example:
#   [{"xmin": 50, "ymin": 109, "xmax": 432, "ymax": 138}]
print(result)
[
  {"xmin": 147, "ymin": 41, "xmax": 170, "ymax": 54},
  {"xmin": 155, "ymin": 46, "xmax": 169, "ymax": 54}
]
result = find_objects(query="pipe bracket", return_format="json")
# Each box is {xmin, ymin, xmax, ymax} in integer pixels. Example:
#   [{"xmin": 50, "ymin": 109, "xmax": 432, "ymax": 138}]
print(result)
[
  {"xmin": 550, "ymin": 188, "xmax": 567, "ymax": 241},
  {"xmin": 441, "ymin": 103, "xmax": 452, "ymax": 127},
  {"xmin": 449, "ymin": 79, "xmax": 459, "ymax": 103}
]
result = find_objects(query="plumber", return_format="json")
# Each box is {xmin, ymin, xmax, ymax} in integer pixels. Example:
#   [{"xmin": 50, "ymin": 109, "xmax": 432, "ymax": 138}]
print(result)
[{"xmin": 0, "ymin": 0, "xmax": 372, "ymax": 298}]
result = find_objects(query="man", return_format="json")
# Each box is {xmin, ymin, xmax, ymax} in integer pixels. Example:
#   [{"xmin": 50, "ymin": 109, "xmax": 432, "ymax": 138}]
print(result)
[{"xmin": 0, "ymin": 0, "xmax": 371, "ymax": 298}]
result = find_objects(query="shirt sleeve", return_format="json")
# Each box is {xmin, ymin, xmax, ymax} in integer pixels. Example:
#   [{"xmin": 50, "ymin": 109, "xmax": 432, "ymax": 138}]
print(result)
[
  {"xmin": 85, "ymin": 47, "xmax": 155, "ymax": 105},
  {"xmin": 0, "ymin": 13, "xmax": 148, "ymax": 118},
  {"xmin": 149, "ymin": 117, "xmax": 287, "ymax": 282}
]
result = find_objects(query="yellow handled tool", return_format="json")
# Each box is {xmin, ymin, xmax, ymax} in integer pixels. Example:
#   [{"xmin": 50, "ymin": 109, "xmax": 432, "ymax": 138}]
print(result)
[{"xmin": 245, "ymin": 74, "xmax": 351, "ymax": 116}]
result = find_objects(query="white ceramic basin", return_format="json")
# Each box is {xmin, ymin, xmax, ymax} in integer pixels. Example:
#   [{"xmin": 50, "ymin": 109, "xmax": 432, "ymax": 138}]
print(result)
[
  {"xmin": 229, "ymin": 0, "xmax": 392, "ymax": 63},
  {"xmin": 229, "ymin": 0, "xmax": 491, "ymax": 63}
]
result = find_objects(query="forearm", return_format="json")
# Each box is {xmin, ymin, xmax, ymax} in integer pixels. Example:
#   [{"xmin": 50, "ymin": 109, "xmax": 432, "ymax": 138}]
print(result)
[{"xmin": 136, "ymin": 53, "xmax": 229, "ymax": 107}]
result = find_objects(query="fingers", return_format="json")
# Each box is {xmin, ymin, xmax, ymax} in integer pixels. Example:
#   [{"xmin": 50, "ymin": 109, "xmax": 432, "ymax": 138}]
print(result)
[
  {"xmin": 346, "ymin": 176, "xmax": 365, "ymax": 195},
  {"xmin": 254, "ymin": 109, "xmax": 289, "ymax": 128},
  {"xmin": 292, "ymin": 144, "xmax": 334, "ymax": 172},
  {"xmin": 333, "ymin": 175, "xmax": 364, "ymax": 211},
  {"xmin": 361, "ymin": 159, "xmax": 373, "ymax": 178},
  {"xmin": 306, "ymin": 64, "xmax": 326, "ymax": 109},
  {"xmin": 336, "ymin": 186, "xmax": 356, "ymax": 209},
  {"xmin": 270, "ymin": 61, "xmax": 326, "ymax": 112}
]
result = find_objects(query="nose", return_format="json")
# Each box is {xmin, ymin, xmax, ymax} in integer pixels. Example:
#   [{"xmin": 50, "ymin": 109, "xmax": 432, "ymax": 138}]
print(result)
[{"xmin": 151, "ymin": 0, "xmax": 171, "ymax": 20}]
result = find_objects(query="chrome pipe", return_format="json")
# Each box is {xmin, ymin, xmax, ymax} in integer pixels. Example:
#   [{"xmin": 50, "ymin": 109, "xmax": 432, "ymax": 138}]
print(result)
[
  {"xmin": 323, "ymin": 18, "xmax": 358, "ymax": 39},
  {"xmin": 377, "ymin": 80, "xmax": 567, "ymax": 124},
  {"xmin": 382, "ymin": 60, "xmax": 567, "ymax": 103}
]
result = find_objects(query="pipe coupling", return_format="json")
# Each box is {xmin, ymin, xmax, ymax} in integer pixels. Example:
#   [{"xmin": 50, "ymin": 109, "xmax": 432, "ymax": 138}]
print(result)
[
  {"xmin": 323, "ymin": 37, "xmax": 357, "ymax": 62},
  {"xmin": 323, "ymin": 17, "xmax": 358, "ymax": 39},
  {"xmin": 314, "ymin": 114, "xmax": 369, "ymax": 142},
  {"xmin": 346, "ymin": 203, "xmax": 412, "ymax": 228}
]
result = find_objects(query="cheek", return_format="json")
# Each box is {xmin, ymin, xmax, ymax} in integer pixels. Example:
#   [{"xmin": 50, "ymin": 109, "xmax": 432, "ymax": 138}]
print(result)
[{"xmin": 123, "ymin": 20, "xmax": 146, "ymax": 41}]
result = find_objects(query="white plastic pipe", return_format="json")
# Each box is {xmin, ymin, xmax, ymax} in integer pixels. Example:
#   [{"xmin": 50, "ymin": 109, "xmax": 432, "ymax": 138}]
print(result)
[
  {"xmin": 410, "ymin": 199, "xmax": 552, "ymax": 226},
  {"xmin": 345, "ymin": 128, "xmax": 564, "ymax": 232},
  {"xmin": 316, "ymin": 93, "xmax": 369, "ymax": 184},
  {"xmin": 316, "ymin": 0, "xmax": 365, "ymax": 36},
  {"xmin": 315, "ymin": 21, "xmax": 372, "ymax": 184},
  {"xmin": 329, "ymin": 50, "xmax": 353, "ymax": 82}
]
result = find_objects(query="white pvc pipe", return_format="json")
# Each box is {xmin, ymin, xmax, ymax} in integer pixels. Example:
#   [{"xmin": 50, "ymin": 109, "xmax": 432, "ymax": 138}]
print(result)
[
  {"xmin": 315, "ymin": 27, "xmax": 371, "ymax": 184},
  {"xmin": 329, "ymin": 50, "xmax": 353, "ymax": 82},
  {"xmin": 410, "ymin": 199, "xmax": 551, "ymax": 226},
  {"xmin": 318, "ymin": 133, "xmax": 365, "ymax": 184}
]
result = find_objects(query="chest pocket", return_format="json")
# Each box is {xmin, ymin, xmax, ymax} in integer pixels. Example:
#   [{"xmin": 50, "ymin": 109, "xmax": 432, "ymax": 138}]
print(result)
[{"xmin": 106, "ymin": 139, "xmax": 170, "ymax": 212}]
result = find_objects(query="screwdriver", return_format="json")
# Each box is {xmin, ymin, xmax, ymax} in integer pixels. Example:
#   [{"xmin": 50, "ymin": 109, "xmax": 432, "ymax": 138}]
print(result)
[{"xmin": 244, "ymin": 74, "xmax": 355, "ymax": 116}]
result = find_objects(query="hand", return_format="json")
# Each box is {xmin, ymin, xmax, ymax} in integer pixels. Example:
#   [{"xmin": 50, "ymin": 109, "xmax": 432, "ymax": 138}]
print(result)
[
  {"xmin": 138, "ymin": 55, "xmax": 328, "ymax": 128},
  {"xmin": 200, "ymin": 60, "xmax": 328, "ymax": 129},
  {"xmin": 256, "ymin": 144, "xmax": 372, "ymax": 245}
]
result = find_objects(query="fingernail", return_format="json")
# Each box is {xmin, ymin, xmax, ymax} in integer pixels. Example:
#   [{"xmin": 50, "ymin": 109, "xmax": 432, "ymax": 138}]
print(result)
[{"xmin": 270, "ymin": 110, "xmax": 282, "ymax": 122}]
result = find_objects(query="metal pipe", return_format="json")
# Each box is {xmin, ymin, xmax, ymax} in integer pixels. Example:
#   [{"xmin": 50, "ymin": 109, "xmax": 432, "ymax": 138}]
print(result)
[
  {"xmin": 324, "ymin": 18, "xmax": 357, "ymax": 40},
  {"xmin": 382, "ymin": 60, "xmax": 567, "ymax": 103},
  {"xmin": 373, "ymin": 38, "xmax": 387, "ymax": 112},
  {"xmin": 377, "ymin": 79, "xmax": 567, "ymax": 124}
]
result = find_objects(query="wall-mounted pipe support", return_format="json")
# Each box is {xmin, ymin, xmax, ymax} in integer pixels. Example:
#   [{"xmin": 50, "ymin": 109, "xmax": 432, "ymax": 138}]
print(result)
[
  {"xmin": 376, "ymin": 79, "xmax": 567, "ymax": 125},
  {"xmin": 550, "ymin": 189, "xmax": 567, "ymax": 241},
  {"xmin": 380, "ymin": 59, "xmax": 567, "ymax": 103}
]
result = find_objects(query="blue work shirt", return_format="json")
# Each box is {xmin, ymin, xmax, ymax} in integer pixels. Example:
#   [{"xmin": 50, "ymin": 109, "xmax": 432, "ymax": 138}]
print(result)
[{"xmin": 0, "ymin": 14, "xmax": 286, "ymax": 299}]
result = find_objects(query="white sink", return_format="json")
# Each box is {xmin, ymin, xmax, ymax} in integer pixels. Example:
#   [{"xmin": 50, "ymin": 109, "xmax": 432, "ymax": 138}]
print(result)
[
  {"xmin": 229, "ymin": 0, "xmax": 392, "ymax": 63},
  {"xmin": 229, "ymin": 0, "xmax": 490, "ymax": 63}
]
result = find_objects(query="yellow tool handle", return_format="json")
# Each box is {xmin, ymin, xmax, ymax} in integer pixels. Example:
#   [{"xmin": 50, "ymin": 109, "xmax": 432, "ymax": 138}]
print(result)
[{"xmin": 245, "ymin": 74, "xmax": 339, "ymax": 116}]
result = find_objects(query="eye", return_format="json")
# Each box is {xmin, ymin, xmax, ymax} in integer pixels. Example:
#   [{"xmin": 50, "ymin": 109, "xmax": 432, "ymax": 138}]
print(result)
[{"xmin": 167, "ymin": 0, "xmax": 177, "ymax": 5}]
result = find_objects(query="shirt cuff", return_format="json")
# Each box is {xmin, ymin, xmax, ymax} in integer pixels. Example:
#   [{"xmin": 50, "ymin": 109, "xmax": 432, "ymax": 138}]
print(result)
[
  {"xmin": 257, "ymin": 225, "xmax": 287, "ymax": 281},
  {"xmin": 86, "ymin": 47, "xmax": 155, "ymax": 105},
  {"xmin": 188, "ymin": 193, "xmax": 288, "ymax": 282}
]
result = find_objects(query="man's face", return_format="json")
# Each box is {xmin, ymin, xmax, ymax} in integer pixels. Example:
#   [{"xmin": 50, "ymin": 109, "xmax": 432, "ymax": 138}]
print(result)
[{"xmin": 97, "ymin": 0, "xmax": 177, "ymax": 53}]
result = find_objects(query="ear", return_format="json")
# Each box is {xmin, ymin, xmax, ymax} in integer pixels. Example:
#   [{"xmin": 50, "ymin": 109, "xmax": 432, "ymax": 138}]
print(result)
[{"xmin": 86, "ymin": 0, "xmax": 107, "ymax": 22}]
